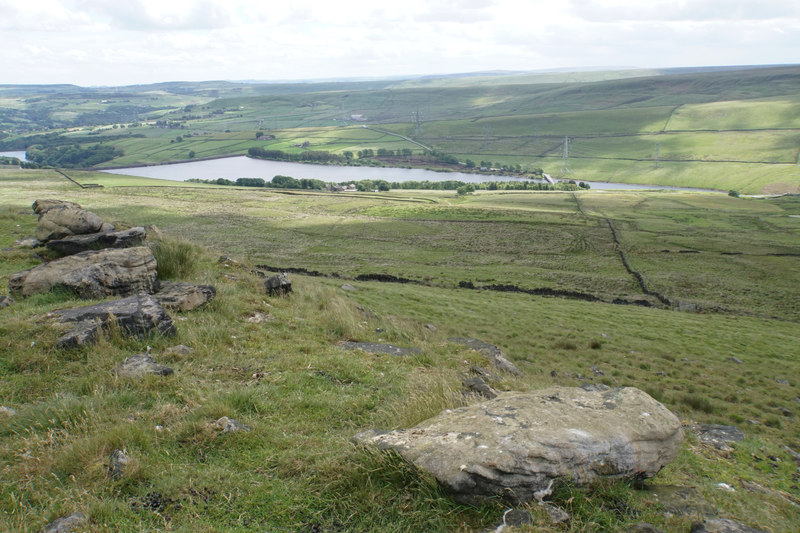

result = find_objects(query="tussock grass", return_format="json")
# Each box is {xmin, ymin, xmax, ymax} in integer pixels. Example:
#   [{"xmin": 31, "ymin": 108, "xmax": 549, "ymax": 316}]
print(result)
[{"xmin": 148, "ymin": 237, "xmax": 202, "ymax": 280}]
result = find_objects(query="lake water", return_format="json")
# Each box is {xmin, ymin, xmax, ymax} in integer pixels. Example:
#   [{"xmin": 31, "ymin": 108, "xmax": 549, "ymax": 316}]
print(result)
[
  {"xmin": 0, "ymin": 150, "xmax": 27, "ymax": 161},
  {"xmin": 103, "ymin": 156, "xmax": 718, "ymax": 192}
]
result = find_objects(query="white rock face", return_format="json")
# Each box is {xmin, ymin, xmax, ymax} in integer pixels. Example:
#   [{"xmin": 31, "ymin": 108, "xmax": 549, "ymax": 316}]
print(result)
[{"xmin": 356, "ymin": 387, "xmax": 683, "ymax": 504}]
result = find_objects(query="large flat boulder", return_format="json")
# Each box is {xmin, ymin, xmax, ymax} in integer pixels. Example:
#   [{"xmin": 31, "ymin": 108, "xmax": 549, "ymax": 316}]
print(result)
[
  {"xmin": 154, "ymin": 281, "xmax": 216, "ymax": 311},
  {"xmin": 9, "ymin": 246, "xmax": 158, "ymax": 299},
  {"xmin": 46, "ymin": 227, "xmax": 146, "ymax": 256},
  {"xmin": 51, "ymin": 294, "xmax": 175, "ymax": 348},
  {"xmin": 355, "ymin": 387, "xmax": 682, "ymax": 504},
  {"xmin": 35, "ymin": 205, "xmax": 103, "ymax": 242}
]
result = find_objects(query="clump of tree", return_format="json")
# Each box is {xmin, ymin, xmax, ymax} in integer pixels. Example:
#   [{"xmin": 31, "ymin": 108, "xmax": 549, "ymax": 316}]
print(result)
[
  {"xmin": 25, "ymin": 143, "xmax": 123, "ymax": 168},
  {"xmin": 248, "ymin": 147, "xmax": 345, "ymax": 164},
  {"xmin": 187, "ymin": 175, "xmax": 326, "ymax": 190}
]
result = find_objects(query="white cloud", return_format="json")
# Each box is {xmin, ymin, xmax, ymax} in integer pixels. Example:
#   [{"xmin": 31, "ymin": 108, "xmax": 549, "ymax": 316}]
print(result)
[{"xmin": 0, "ymin": 0, "xmax": 797, "ymax": 86}]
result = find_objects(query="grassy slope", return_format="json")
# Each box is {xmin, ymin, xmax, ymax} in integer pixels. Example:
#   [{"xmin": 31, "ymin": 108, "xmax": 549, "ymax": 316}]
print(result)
[{"xmin": 0, "ymin": 169, "xmax": 798, "ymax": 532}]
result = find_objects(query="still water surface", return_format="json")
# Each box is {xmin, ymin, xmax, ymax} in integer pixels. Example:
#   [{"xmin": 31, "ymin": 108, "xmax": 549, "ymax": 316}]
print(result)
[{"xmin": 97, "ymin": 156, "xmax": 716, "ymax": 192}]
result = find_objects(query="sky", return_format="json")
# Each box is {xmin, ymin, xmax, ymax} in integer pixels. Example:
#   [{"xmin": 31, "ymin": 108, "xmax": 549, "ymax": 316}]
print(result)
[{"xmin": 1, "ymin": 0, "xmax": 798, "ymax": 86}]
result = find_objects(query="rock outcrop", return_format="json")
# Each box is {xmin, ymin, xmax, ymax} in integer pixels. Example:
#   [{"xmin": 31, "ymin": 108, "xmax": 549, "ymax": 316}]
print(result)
[
  {"xmin": 154, "ymin": 281, "xmax": 216, "ymax": 311},
  {"xmin": 448, "ymin": 337, "xmax": 521, "ymax": 375},
  {"xmin": 51, "ymin": 294, "xmax": 175, "ymax": 348},
  {"xmin": 356, "ymin": 387, "xmax": 682, "ymax": 504},
  {"xmin": 45, "ymin": 227, "xmax": 146, "ymax": 256},
  {"xmin": 32, "ymin": 199, "xmax": 82, "ymax": 216},
  {"xmin": 35, "ymin": 205, "xmax": 103, "ymax": 242},
  {"xmin": 9, "ymin": 246, "xmax": 158, "ymax": 299}
]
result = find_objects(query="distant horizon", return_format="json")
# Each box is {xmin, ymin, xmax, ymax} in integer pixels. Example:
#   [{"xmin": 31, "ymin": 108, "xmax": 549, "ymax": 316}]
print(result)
[{"xmin": 3, "ymin": 63, "xmax": 798, "ymax": 90}]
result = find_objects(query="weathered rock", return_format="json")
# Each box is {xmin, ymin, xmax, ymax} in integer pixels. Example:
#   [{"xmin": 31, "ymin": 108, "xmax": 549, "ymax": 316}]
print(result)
[
  {"xmin": 51, "ymin": 294, "xmax": 175, "ymax": 348},
  {"xmin": 340, "ymin": 341, "xmax": 422, "ymax": 356},
  {"xmin": 727, "ymin": 356, "xmax": 744, "ymax": 364},
  {"xmin": 591, "ymin": 365, "xmax": 605, "ymax": 376},
  {"xmin": 32, "ymin": 199, "xmax": 81, "ymax": 216},
  {"xmin": 462, "ymin": 376, "xmax": 499, "ymax": 399},
  {"xmin": 686, "ymin": 424, "xmax": 744, "ymax": 450},
  {"xmin": 340, "ymin": 283, "xmax": 357, "ymax": 291},
  {"xmin": 775, "ymin": 378, "xmax": 789, "ymax": 385},
  {"xmin": 690, "ymin": 518, "xmax": 767, "ymax": 533},
  {"xmin": 0, "ymin": 295, "xmax": 12, "ymax": 309},
  {"xmin": 114, "ymin": 353, "xmax": 174, "ymax": 378},
  {"xmin": 355, "ymin": 387, "xmax": 683, "ymax": 504},
  {"xmin": 264, "ymin": 273, "xmax": 292, "ymax": 296},
  {"xmin": 35, "ymin": 205, "xmax": 103, "ymax": 242},
  {"xmin": 45, "ymin": 227, "xmax": 146, "ymax": 256},
  {"xmin": 215, "ymin": 416, "xmax": 251, "ymax": 433},
  {"xmin": 154, "ymin": 281, "xmax": 216, "ymax": 311},
  {"xmin": 42, "ymin": 512, "xmax": 86, "ymax": 533},
  {"xmin": 424, "ymin": 323, "xmax": 437, "ymax": 331},
  {"xmin": 107, "ymin": 449, "xmax": 130, "ymax": 479},
  {"xmin": 9, "ymin": 246, "xmax": 158, "ymax": 299},
  {"xmin": 447, "ymin": 337, "xmax": 521, "ymax": 375},
  {"xmin": 0, "ymin": 405, "xmax": 16, "ymax": 417},
  {"xmin": 164, "ymin": 344, "xmax": 194, "ymax": 356}
]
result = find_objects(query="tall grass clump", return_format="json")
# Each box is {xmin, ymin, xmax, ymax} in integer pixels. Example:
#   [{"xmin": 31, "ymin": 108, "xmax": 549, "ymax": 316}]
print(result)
[{"xmin": 149, "ymin": 238, "xmax": 202, "ymax": 280}]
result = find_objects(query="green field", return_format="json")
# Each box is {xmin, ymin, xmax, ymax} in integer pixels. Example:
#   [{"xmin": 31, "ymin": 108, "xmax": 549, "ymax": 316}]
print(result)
[
  {"xmin": 1, "ymin": 168, "xmax": 798, "ymax": 531},
  {"xmin": 2, "ymin": 66, "xmax": 799, "ymax": 194}
]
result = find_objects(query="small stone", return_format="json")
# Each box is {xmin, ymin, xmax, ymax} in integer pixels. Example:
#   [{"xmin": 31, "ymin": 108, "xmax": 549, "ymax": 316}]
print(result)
[
  {"xmin": 14, "ymin": 237, "xmax": 38, "ymax": 248},
  {"xmin": 424, "ymin": 323, "xmax": 437, "ymax": 331},
  {"xmin": 629, "ymin": 524, "xmax": 664, "ymax": 533},
  {"xmin": 716, "ymin": 482, "xmax": 735, "ymax": 492},
  {"xmin": 503, "ymin": 508, "xmax": 534, "ymax": 527},
  {"xmin": 0, "ymin": 405, "xmax": 17, "ymax": 416},
  {"xmin": 778, "ymin": 407, "xmax": 793, "ymax": 417},
  {"xmin": 340, "ymin": 284, "xmax": 357, "ymax": 291},
  {"xmin": 246, "ymin": 312, "xmax": 272, "ymax": 323},
  {"xmin": 775, "ymin": 378, "xmax": 789, "ymax": 385},
  {"xmin": 727, "ymin": 356, "xmax": 744, "ymax": 364},
  {"xmin": 216, "ymin": 416, "xmax": 251, "ymax": 433},
  {"xmin": 114, "ymin": 354, "xmax": 174, "ymax": 378},
  {"xmin": 448, "ymin": 337, "xmax": 521, "ymax": 375},
  {"xmin": 42, "ymin": 512, "xmax": 86, "ymax": 533},
  {"xmin": 107, "ymin": 449, "xmax": 130, "ymax": 479},
  {"xmin": 264, "ymin": 273, "xmax": 291, "ymax": 296},
  {"xmin": 538, "ymin": 502, "xmax": 570, "ymax": 524},
  {"xmin": 462, "ymin": 376, "xmax": 499, "ymax": 400},
  {"xmin": 0, "ymin": 295, "xmax": 12, "ymax": 309},
  {"xmin": 590, "ymin": 365, "xmax": 604, "ymax": 376},
  {"xmin": 164, "ymin": 344, "xmax": 193, "ymax": 356},
  {"xmin": 690, "ymin": 518, "xmax": 767, "ymax": 533},
  {"xmin": 655, "ymin": 371, "xmax": 666, "ymax": 376},
  {"xmin": 686, "ymin": 424, "xmax": 744, "ymax": 450},
  {"xmin": 340, "ymin": 341, "xmax": 422, "ymax": 357}
]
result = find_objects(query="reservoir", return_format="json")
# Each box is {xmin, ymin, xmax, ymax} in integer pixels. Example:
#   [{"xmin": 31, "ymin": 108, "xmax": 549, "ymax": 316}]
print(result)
[
  {"xmin": 0, "ymin": 151, "xmax": 28, "ymax": 161},
  {"xmin": 100, "ymin": 156, "xmax": 717, "ymax": 192}
]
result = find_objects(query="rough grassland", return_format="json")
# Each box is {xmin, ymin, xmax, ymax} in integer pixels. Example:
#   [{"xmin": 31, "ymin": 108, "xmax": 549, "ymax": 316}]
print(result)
[{"xmin": 0, "ymin": 169, "xmax": 798, "ymax": 532}]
